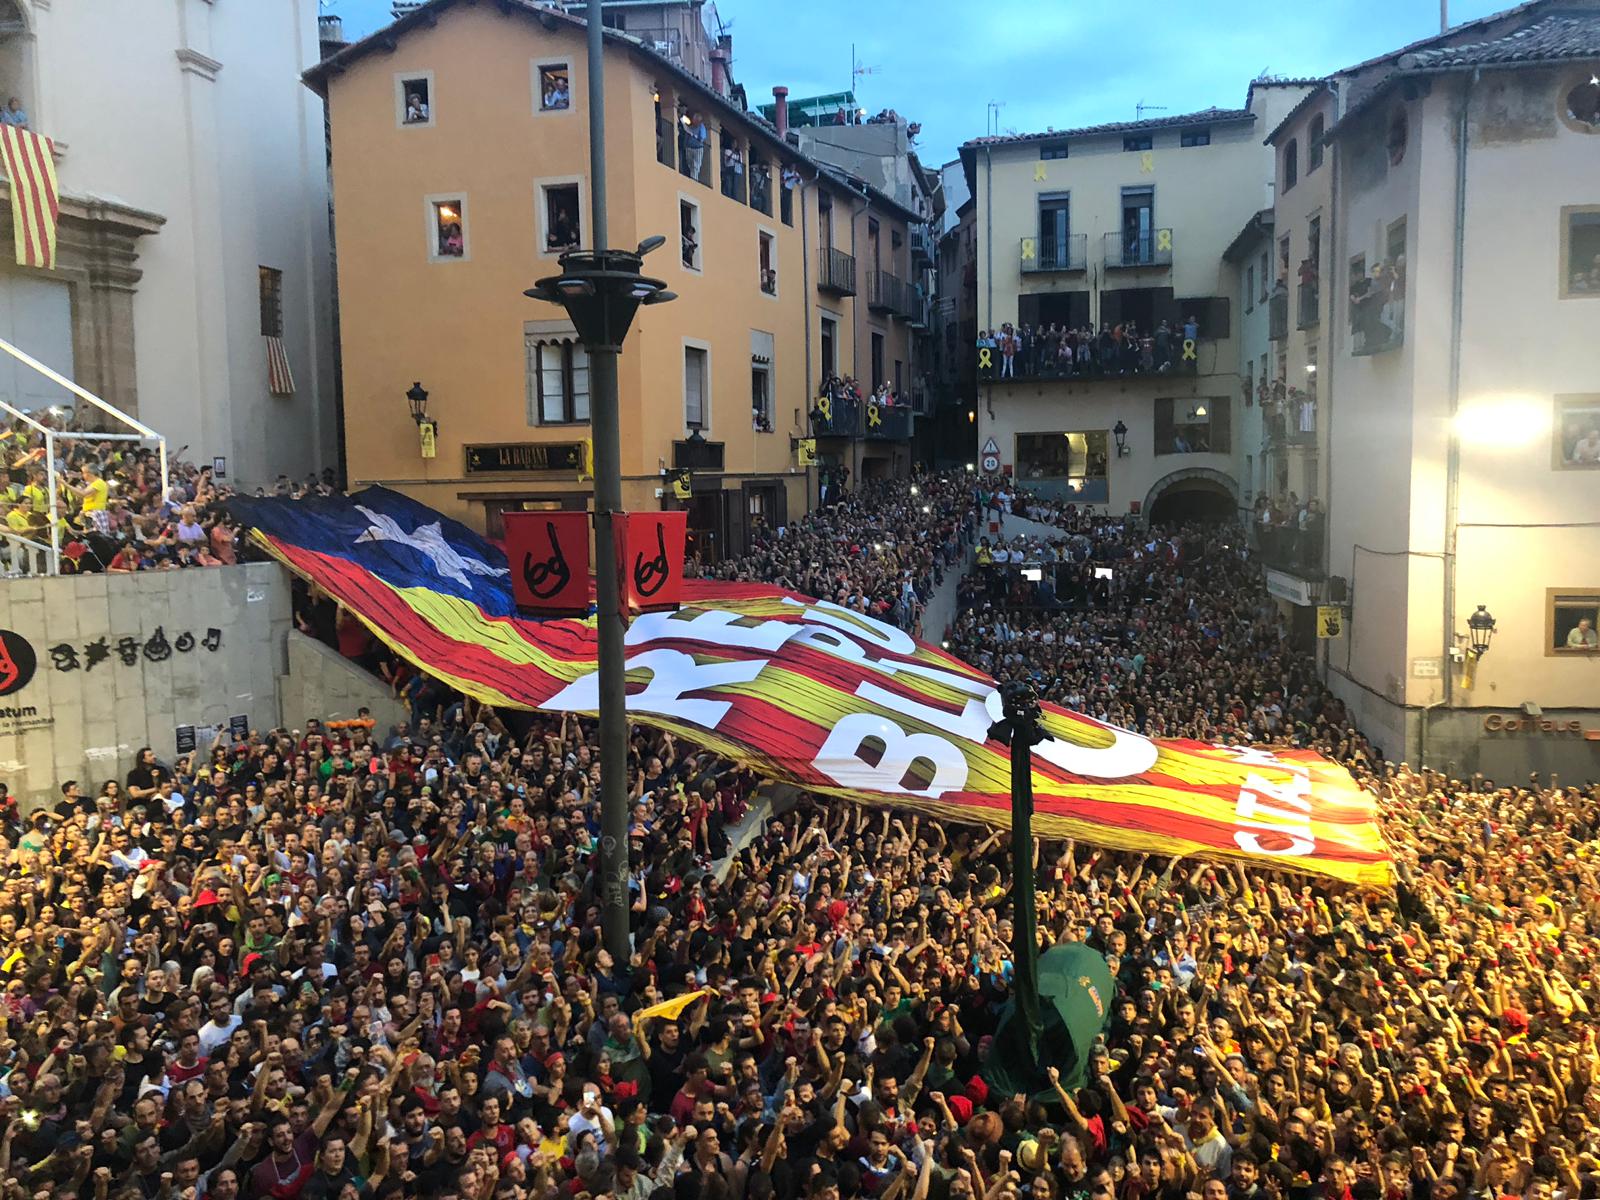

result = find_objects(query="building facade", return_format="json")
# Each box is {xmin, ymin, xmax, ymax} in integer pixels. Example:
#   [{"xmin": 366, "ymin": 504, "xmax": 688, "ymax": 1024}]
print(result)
[
  {"xmin": 960, "ymin": 84, "xmax": 1311, "ymax": 521},
  {"xmin": 1311, "ymin": 2, "xmax": 1600, "ymax": 776},
  {"xmin": 0, "ymin": 0, "xmax": 335, "ymax": 488},
  {"xmin": 308, "ymin": 0, "xmax": 925, "ymax": 558}
]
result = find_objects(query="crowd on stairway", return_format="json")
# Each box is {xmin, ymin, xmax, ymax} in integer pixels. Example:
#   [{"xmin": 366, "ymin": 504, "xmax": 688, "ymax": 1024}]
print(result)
[{"xmin": 1, "ymin": 470, "xmax": 1597, "ymax": 1200}]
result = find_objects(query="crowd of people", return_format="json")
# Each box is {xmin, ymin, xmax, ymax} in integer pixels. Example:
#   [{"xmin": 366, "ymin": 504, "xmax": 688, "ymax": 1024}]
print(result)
[
  {"xmin": 0, "ymin": 413, "xmax": 338, "ymax": 574},
  {"xmin": 2, "ymin": 468, "xmax": 1598, "ymax": 1200},
  {"xmin": 977, "ymin": 319, "xmax": 1201, "ymax": 381}
]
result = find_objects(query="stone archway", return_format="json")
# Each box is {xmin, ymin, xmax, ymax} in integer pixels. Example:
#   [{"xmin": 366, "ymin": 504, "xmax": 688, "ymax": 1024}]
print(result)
[{"xmin": 1143, "ymin": 466, "xmax": 1240, "ymax": 525}]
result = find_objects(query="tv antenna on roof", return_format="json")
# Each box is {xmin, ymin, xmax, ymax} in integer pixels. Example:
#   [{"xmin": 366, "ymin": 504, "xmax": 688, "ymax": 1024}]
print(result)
[
  {"xmin": 986, "ymin": 99, "xmax": 1007, "ymax": 137},
  {"xmin": 1135, "ymin": 100, "xmax": 1168, "ymax": 120}
]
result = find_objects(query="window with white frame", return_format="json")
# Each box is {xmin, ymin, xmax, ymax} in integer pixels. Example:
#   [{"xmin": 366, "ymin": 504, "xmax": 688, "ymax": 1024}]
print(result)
[
  {"xmin": 680, "ymin": 197, "xmax": 702, "ymax": 271},
  {"xmin": 398, "ymin": 73, "xmax": 434, "ymax": 127},
  {"xmin": 758, "ymin": 230, "xmax": 776, "ymax": 295},
  {"xmin": 542, "ymin": 182, "xmax": 582, "ymax": 252},
  {"xmin": 684, "ymin": 344, "xmax": 709, "ymax": 430},
  {"xmin": 428, "ymin": 196, "xmax": 467, "ymax": 261},
  {"xmin": 537, "ymin": 62, "xmax": 571, "ymax": 111},
  {"xmin": 527, "ymin": 338, "xmax": 591, "ymax": 424}
]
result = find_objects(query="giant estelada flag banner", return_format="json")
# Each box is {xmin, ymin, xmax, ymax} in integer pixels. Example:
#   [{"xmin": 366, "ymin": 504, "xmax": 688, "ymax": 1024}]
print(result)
[{"xmin": 232, "ymin": 488, "xmax": 1392, "ymax": 887}]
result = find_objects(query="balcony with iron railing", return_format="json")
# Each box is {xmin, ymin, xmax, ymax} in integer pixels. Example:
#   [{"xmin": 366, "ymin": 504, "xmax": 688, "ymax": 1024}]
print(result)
[
  {"xmin": 1268, "ymin": 289, "xmax": 1289, "ymax": 341},
  {"xmin": 910, "ymin": 223, "xmax": 934, "ymax": 266},
  {"xmin": 630, "ymin": 26, "xmax": 685, "ymax": 63},
  {"xmin": 867, "ymin": 270, "xmax": 906, "ymax": 315},
  {"xmin": 1297, "ymin": 280, "xmax": 1319, "ymax": 329},
  {"xmin": 818, "ymin": 247, "xmax": 857, "ymax": 296},
  {"xmin": 1021, "ymin": 234, "xmax": 1087, "ymax": 274},
  {"xmin": 977, "ymin": 330, "xmax": 1203, "ymax": 382},
  {"xmin": 1254, "ymin": 520, "xmax": 1327, "ymax": 577},
  {"xmin": 678, "ymin": 125, "xmax": 712, "ymax": 187},
  {"xmin": 1102, "ymin": 229, "xmax": 1173, "ymax": 270},
  {"xmin": 906, "ymin": 285, "xmax": 931, "ymax": 329},
  {"xmin": 862, "ymin": 402, "xmax": 913, "ymax": 440},
  {"xmin": 656, "ymin": 115, "xmax": 676, "ymax": 168},
  {"xmin": 810, "ymin": 393, "xmax": 862, "ymax": 437}
]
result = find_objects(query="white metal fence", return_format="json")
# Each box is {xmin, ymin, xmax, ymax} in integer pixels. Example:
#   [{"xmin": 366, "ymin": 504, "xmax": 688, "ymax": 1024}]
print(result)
[{"xmin": 0, "ymin": 335, "xmax": 168, "ymax": 576}]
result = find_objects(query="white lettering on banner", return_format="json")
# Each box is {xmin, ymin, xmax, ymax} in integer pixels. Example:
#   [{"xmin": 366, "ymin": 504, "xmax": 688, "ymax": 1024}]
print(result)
[
  {"xmin": 854, "ymin": 681, "xmax": 993, "ymax": 744},
  {"xmin": 790, "ymin": 623, "xmax": 995, "ymax": 698},
  {"xmin": 1232, "ymin": 769, "xmax": 1317, "ymax": 858},
  {"xmin": 626, "ymin": 608, "xmax": 796, "ymax": 653},
  {"xmin": 544, "ymin": 649, "xmax": 765, "ymax": 728},
  {"xmin": 1033, "ymin": 724, "xmax": 1160, "ymax": 780},
  {"xmin": 781, "ymin": 597, "xmax": 916, "ymax": 655},
  {"xmin": 814, "ymin": 713, "xmax": 969, "ymax": 796}
]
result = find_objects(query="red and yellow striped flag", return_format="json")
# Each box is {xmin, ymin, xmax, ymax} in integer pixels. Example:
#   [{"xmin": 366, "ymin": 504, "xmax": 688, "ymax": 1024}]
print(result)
[{"xmin": 0, "ymin": 126, "xmax": 59, "ymax": 271}]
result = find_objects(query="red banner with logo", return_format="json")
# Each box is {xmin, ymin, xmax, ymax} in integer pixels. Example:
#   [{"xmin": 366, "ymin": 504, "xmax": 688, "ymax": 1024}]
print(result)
[
  {"xmin": 505, "ymin": 511, "xmax": 590, "ymax": 614},
  {"xmin": 616, "ymin": 511, "xmax": 687, "ymax": 613}
]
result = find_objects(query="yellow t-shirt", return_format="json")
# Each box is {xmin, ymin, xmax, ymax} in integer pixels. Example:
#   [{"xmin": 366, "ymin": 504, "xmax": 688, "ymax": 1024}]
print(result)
[
  {"xmin": 22, "ymin": 482, "xmax": 47, "ymax": 514},
  {"xmin": 5, "ymin": 509, "xmax": 31, "ymax": 533},
  {"xmin": 81, "ymin": 478, "xmax": 109, "ymax": 512}
]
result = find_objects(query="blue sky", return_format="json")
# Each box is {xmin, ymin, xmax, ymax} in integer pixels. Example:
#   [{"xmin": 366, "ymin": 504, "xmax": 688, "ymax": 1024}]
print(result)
[{"xmin": 328, "ymin": 0, "xmax": 1512, "ymax": 167}]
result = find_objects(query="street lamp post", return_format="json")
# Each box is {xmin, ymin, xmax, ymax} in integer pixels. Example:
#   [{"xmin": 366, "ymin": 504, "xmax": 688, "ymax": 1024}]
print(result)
[
  {"xmin": 987, "ymin": 679, "xmax": 1052, "ymax": 1064},
  {"xmin": 524, "ymin": 0, "xmax": 675, "ymax": 961}
]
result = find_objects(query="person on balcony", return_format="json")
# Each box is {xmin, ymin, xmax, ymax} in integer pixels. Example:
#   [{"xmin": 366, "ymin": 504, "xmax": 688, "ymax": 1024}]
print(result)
[
  {"xmin": 683, "ymin": 112, "xmax": 708, "ymax": 181},
  {"xmin": 998, "ymin": 324, "xmax": 1016, "ymax": 379},
  {"xmin": 2, "ymin": 97, "xmax": 29, "ymax": 129}
]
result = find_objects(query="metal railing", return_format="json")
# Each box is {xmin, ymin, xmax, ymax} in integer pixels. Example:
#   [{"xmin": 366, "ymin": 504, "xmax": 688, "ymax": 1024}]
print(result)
[
  {"xmin": 818, "ymin": 247, "xmax": 857, "ymax": 295},
  {"xmin": 1021, "ymin": 233, "xmax": 1087, "ymax": 273},
  {"xmin": 678, "ymin": 126, "xmax": 711, "ymax": 186},
  {"xmin": 910, "ymin": 223, "xmax": 933, "ymax": 265},
  {"xmin": 1254, "ymin": 522, "xmax": 1326, "ymax": 576},
  {"xmin": 1103, "ymin": 229, "xmax": 1172, "ymax": 269},
  {"xmin": 811, "ymin": 393, "xmax": 861, "ymax": 437},
  {"xmin": 1297, "ymin": 281, "xmax": 1320, "ymax": 329},
  {"xmin": 1268, "ymin": 290, "xmax": 1289, "ymax": 341},
  {"xmin": 867, "ymin": 269, "xmax": 905, "ymax": 314},
  {"xmin": 978, "ymin": 331, "xmax": 1202, "ymax": 381},
  {"xmin": 749, "ymin": 165, "xmax": 772, "ymax": 216},
  {"xmin": 0, "ymin": 336, "xmax": 169, "ymax": 576},
  {"xmin": 629, "ymin": 26, "xmax": 684, "ymax": 63},
  {"xmin": 862, "ymin": 403, "xmax": 913, "ymax": 440},
  {"xmin": 655, "ymin": 115, "xmax": 675, "ymax": 168}
]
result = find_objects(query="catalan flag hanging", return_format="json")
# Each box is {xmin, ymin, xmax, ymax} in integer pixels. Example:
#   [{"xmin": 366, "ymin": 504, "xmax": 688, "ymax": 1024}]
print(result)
[
  {"xmin": 231, "ymin": 488, "xmax": 1393, "ymax": 887},
  {"xmin": 0, "ymin": 126, "xmax": 59, "ymax": 271},
  {"xmin": 266, "ymin": 335, "xmax": 296, "ymax": 396}
]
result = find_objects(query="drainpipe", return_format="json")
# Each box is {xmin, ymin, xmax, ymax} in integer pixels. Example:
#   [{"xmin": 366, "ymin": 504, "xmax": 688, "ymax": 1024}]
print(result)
[
  {"xmin": 1442, "ymin": 71, "xmax": 1475, "ymax": 712},
  {"xmin": 1322, "ymin": 89, "xmax": 1340, "ymax": 688}
]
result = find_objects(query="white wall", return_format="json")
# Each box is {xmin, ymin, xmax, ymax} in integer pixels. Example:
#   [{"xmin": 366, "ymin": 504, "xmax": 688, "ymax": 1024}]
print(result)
[{"xmin": 27, "ymin": 0, "xmax": 334, "ymax": 489}]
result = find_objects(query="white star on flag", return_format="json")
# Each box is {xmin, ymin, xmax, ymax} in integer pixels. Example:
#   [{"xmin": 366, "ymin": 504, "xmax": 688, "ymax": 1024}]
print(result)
[{"xmin": 355, "ymin": 506, "xmax": 508, "ymax": 586}]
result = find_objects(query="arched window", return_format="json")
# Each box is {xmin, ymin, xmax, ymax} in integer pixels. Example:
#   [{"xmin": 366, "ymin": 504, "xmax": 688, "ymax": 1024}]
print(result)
[
  {"xmin": 1309, "ymin": 114, "xmax": 1325, "ymax": 170},
  {"xmin": 0, "ymin": 0, "xmax": 34, "ymax": 131},
  {"xmin": 1283, "ymin": 139, "xmax": 1299, "ymax": 192}
]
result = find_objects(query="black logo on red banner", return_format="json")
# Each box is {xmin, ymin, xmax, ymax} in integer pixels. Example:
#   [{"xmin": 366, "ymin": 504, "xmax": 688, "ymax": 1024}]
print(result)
[
  {"xmin": 523, "ymin": 521, "xmax": 573, "ymax": 600},
  {"xmin": 632, "ymin": 523, "xmax": 671, "ymax": 599},
  {"xmin": 0, "ymin": 630, "xmax": 37, "ymax": 697}
]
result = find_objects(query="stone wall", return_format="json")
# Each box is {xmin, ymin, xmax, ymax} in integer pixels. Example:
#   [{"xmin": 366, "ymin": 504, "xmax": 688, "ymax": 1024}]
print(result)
[
  {"xmin": 0, "ymin": 564, "xmax": 291, "ymax": 805},
  {"xmin": 279, "ymin": 631, "xmax": 410, "ymax": 738}
]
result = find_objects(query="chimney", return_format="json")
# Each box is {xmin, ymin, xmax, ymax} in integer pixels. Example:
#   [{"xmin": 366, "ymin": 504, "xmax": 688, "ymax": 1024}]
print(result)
[
  {"xmin": 709, "ymin": 48, "xmax": 730, "ymax": 98},
  {"xmin": 772, "ymin": 86, "xmax": 789, "ymax": 140}
]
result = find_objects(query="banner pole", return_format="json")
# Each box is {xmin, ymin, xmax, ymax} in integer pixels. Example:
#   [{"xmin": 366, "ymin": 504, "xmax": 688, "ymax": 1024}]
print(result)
[
  {"xmin": 992, "ymin": 681, "xmax": 1047, "ymax": 1065},
  {"xmin": 586, "ymin": 0, "xmax": 632, "ymax": 963}
]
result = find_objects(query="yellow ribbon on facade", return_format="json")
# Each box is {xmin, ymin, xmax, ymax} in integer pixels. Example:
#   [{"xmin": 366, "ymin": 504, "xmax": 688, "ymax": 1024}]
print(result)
[
  {"xmin": 1034, "ymin": 163, "xmax": 1047, "ymax": 182},
  {"xmin": 867, "ymin": 405, "xmax": 882, "ymax": 428},
  {"xmin": 1182, "ymin": 338, "xmax": 1197, "ymax": 361},
  {"xmin": 1140, "ymin": 152, "xmax": 1154, "ymax": 173},
  {"xmin": 978, "ymin": 347, "xmax": 993, "ymax": 370},
  {"xmin": 1021, "ymin": 237, "xmax": 1036, "ymax": 262},
  {"xmin": 817, "ymin": 395, "xmax": 832, "ymax": 421},
  {"xmin": 1156, "ymin": 229, "xmax": 1173, "ymax": 252}
]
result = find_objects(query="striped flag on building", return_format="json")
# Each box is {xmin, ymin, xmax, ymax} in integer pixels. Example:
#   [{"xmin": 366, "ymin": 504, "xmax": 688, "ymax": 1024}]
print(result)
[
  {"xmin": 265, "ymin": 335, "xmax": 296, "ymax": 396},
  {"xmin": 0, "ymin": 126, "xmax": 59, "ymax": 271}
]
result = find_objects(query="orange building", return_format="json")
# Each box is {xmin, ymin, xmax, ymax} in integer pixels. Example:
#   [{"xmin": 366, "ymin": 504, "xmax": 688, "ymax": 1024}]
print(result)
[{"xmin": 305, "ymin": 0, "xmax": 927, "ymax": 558}]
